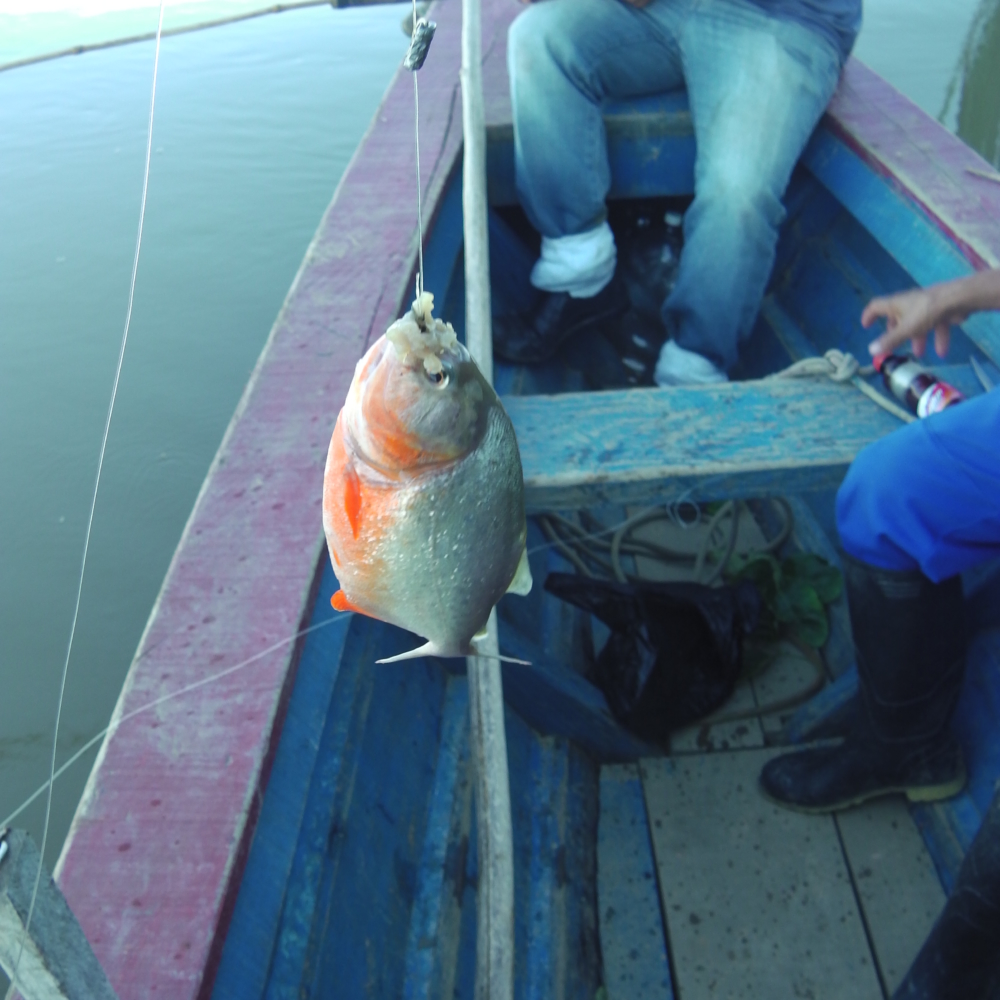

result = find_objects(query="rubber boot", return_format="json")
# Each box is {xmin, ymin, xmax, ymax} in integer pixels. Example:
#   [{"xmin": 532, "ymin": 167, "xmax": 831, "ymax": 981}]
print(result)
[
  {"xmin": 893, "ymin": 791, "xmax": 1000, "ymax": 999},
  {"xmin": 760, "ymin": 556, "xmax": 967, "ymax": 813}
]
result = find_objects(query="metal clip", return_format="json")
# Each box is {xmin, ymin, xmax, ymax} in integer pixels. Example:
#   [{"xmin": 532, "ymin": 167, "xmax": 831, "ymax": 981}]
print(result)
[
  {"xmin": 0, "ymin": 828, "xmax": 9, "ymax": 867},
  {"xmin": 404, "ymin": 18, "xmax": 436, "ymax": 72}
]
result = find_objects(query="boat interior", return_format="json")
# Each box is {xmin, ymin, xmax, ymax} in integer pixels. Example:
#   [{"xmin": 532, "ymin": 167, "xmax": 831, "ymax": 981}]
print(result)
[{"xmin": 207, "ymin": 87, "xmax": 1000, "ymax": 1000}]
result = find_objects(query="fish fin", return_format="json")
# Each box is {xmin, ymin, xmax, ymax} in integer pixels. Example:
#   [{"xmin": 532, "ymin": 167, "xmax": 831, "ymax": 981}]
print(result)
[
  {"xmin": 468, "ymin": 631, "xmax": 531, "ymax": 665},
  {"xmin": 376, "ymin": 641, "xmax": 440, "ymax": 664},
  {"xmin": 467, "ymin": 645, "xmax": 532, "ymax": 666},
  {"xmin": 505, "ymin": 545, "xmax": 533, "ymax": 597},
  {"xmin": 331, "ymin": 589, "xmax": 371, "ymax": 617}
]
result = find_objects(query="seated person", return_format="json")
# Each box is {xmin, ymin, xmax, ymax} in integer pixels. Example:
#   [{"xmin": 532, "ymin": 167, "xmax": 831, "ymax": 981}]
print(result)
[
  {"xmin": 762, "ymin": 269, "xmax": 1000, "ymax": 998},
  {"xmin": 495, "ymin": 0, "xmax": 862, "ymax": 385}
]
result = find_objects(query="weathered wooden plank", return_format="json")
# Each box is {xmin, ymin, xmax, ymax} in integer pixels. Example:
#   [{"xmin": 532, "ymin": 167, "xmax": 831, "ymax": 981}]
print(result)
[
  {"xmin": 210, "ymin": 561, "xmax": 353, "ymax": 1000},
  {"xmin": 503, "ymin": 715, "xmax": 601, "ymax": 1000},
  {"xmin": 669, "ymin": 680, "xmax": 765, "ymax": 754},
  {"xmin": 836, "ymin": 800, "xmax": 946, "ymax": 995},
  {"xmin": 0, "ymin": 829, "xmax": 118, "ymax": 1000},
  {"xmin": 825, "ymin": 59, "xmax": 1000, "ymax": 274},
  {"xmin": 403, "ymin": 678, "xmax": 472, "ymax": 1000},
  {"xmin": 641, "ymin": 752, "xmax": 882, "ymax": 1000},
  {"xmin": 507, "ymin": 378, "xmax": 903, "ymax": 512},
  {"xmin": 597, "ymin": 765, "xmax": 674, "ymax": 1000},
  {"xmin": 296, "ymin": 651, "xmax": 450, "ymax": 997}
]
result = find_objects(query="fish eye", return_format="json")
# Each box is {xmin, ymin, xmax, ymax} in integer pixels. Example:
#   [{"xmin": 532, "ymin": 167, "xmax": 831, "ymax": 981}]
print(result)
[{"xmin": 425, "ymin": 368, "xmax": 449, "ymax": 388}]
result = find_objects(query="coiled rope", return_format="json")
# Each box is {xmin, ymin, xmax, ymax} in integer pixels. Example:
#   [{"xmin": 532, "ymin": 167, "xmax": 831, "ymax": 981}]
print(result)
[{"xmin": 768, "ymin": 347, "xmax": 914, "ymax": 423}]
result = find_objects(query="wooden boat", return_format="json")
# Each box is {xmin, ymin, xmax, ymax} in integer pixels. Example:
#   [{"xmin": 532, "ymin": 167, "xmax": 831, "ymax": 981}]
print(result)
[{"xmin": 44, "ymin": 0, "xmax": 1000, "ymax": 996}]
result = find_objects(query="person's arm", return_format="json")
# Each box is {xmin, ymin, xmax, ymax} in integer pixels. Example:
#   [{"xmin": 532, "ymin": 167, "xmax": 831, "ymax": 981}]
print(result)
[{"xmin": 861, "ymin": 268, "xmax": 1000, "ymax": 358}]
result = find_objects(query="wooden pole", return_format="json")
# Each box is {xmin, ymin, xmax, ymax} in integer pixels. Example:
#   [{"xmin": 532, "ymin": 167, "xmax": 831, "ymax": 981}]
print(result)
[
  {"xmin": 0, "ymin": 829, "xmax": 119, "ymax": 1000},
  {"xmin": 460, "ymin": 0, "xmax": 514, "ymax": 993}
]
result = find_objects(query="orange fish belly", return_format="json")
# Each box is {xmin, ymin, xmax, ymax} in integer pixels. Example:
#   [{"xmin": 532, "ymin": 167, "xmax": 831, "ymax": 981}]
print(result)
[{"xmin": 322, "ymin": 411, "xmax": 401, "ymax": 624}]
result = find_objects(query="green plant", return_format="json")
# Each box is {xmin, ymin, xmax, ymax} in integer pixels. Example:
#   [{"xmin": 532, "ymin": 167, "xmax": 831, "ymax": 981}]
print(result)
[{"xmin": 726, "ymin": 551, "xmax": 842, "ymax": 649}]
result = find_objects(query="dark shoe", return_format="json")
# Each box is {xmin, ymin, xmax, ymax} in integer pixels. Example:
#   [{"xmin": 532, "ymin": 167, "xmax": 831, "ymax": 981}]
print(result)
[
  {"xmin": 759, "ymin": 732, "xmax": 966, "ymax": 813},
  {"xmin": 493, "ymin": 273, "xmax": 629, "ymax": 364},
  {"xmin": 893, "ymin": 792, "xmax": 1000, "ymax": 999},
  {"xmin": 759, "ymin": 557, "xmax": 968, "ymax": 813}
]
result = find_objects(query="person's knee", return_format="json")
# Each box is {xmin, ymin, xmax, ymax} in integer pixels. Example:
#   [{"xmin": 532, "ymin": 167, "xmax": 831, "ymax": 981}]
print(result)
[
  {"xmin": 836, "ymin": 437, "xmax": 919, "ymax": 571},
  {"xmin": 508, "ymin": 3, "xmax": 560, "ymax": 84},
  {"xmin": 696, "ymin": 154, "xmax": 786, "ymax": 234}
]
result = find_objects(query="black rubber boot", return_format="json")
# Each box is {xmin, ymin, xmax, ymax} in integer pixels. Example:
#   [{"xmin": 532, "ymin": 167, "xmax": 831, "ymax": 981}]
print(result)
[
  {"xmin": 760, "ymin": 556, "xmax": 967, "ymax": 813},
  {"xmin": 492, "ymin": 272, "xmax": 629, "ymax": 364},
  {"xmin": 893, "ymin": 792, "xmax": 1000, "ymax": 999}
]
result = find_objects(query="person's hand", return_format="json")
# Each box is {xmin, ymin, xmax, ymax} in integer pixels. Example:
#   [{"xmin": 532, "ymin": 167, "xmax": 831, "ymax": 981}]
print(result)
[{"xmin": 861, "ymin": 286, "xmax": 965, "ymax": 359}]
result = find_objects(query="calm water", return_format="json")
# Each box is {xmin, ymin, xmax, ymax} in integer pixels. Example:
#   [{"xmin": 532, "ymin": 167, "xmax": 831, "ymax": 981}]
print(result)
[
  {"xmin": 0, "ymin": 0, "xmax": 998, "ymax": 898},
  {"xmin": 0, "ymin": 2, "xmax": 407, "ymax": 874}
]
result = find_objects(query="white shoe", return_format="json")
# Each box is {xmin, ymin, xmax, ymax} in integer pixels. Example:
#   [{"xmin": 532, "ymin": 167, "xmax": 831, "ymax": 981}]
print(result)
[{"xmin": 654, "ymin": 340, "xmax": 728, "ymax": 386}]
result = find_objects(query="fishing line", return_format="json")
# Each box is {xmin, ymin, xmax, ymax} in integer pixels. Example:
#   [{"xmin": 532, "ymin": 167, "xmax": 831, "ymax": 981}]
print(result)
[
  {"xmin": 8, "ymin": 1, "xmax": 167, "ymax": 990},
  {"xmin": 1, "ymin": 613, "xmax": 350, "ymax": 833},
  {"xmin": 404, "ymin": 0, "xmax": 435, "ymax": 301}
]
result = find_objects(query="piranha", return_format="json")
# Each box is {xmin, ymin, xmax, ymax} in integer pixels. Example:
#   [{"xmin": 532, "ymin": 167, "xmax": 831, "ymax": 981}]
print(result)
[{"xmin": 323, "ymin": 291, "xmax": 532, "ymax": 663}]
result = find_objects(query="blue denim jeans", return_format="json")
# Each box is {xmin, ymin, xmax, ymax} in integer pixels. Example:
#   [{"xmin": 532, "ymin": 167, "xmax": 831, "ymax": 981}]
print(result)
[{"xmin": 507, "ymin": 0, "xmax": 841, "ymax": 370}]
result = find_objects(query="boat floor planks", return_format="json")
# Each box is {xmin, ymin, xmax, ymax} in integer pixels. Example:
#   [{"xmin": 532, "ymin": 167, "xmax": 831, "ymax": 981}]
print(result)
[
  {"xmin": 641, "ymin": 751, "xmax": 883, "ymax": 1000},
  {"xmin": 598, "ymin": 765, "xmax": 674, "ymax": 1000},
  {"xmin": 836, "ymin": 800, "xmax": 945, "ymax": 994}
]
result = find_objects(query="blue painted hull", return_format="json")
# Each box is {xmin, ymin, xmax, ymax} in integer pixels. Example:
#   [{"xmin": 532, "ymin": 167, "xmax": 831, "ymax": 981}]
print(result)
[{"xmin": 210, "ymin": 89, "xmax": 1000, "ymax": 999}]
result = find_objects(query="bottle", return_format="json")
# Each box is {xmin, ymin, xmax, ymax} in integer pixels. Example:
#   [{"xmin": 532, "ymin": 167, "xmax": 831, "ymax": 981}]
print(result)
[{"xmin": 874, "ymin": 353, "xmax": 964, "ymax": 418}]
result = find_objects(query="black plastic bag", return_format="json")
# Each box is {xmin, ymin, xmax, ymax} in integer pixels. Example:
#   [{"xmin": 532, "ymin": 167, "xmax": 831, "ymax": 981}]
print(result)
[{"xmin": 545, "ymin": 573, "xmax": 760, "ymax": 744}]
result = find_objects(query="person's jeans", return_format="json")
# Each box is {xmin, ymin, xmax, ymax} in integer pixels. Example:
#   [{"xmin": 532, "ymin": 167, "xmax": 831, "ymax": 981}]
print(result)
[{"xmin": 507, "ymin": 0, "xmax": 841, "ymax": 371}]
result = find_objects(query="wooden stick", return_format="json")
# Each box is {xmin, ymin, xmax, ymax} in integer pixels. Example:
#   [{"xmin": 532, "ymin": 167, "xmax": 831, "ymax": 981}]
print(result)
[{"xmin": 460, "ymin": 0, "xmax": 514, "ymax": 992}]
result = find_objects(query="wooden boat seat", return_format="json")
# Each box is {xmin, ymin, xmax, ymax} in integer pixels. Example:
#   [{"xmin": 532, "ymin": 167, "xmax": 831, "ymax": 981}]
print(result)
[{"xmin": 508, "ymin": 362, "xmax": 987, "ymax": 512}]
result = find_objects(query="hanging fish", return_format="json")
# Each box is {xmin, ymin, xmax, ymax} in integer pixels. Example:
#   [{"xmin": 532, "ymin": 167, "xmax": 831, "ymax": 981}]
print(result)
[{"xmin": 323, "ymin": 292, "xmax": 532, "ymax": 663}]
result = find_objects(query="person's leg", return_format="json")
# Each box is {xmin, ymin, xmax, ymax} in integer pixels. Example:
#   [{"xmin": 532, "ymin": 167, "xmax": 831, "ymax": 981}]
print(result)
[
  {"xmin": 508, "ymin": 0, "xmax": 685, "ymax": 243},
  {"xmin": 761, "ymin": 390, "xmax": 1000, "ymax": 812},
  {"xmin": 838, "ymin": 388, "xmax": 1000, "ymax": 581},
  {"xmin": 498, "ymin": 0, "xmax": 686, "ymax": 364},
  {"xmin": 893, "ymin": 791, "xmax": 1000, "ymax": 999},
  {"xmin": 656, "ymin": 1, "xmax": 840, "ymax": 382}
]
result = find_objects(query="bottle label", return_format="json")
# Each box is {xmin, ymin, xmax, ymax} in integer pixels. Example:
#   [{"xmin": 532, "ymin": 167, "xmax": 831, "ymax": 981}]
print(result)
[{"xmin": 917, "ymin": 382, "xmax": 963, "ymax": 418}]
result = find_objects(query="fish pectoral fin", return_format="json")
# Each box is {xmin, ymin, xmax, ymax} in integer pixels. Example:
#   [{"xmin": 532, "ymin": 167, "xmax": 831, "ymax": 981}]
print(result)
[
  {"xmin": 472, "ymin": 623, "xmax": 490, "ymax": 643},
  {"xmin": 467, "ymin": 640, "xmax": 532, "ymax": 667},
  {"xmin": 376, "ymin": 641, "xmax": 440, "ymax": 664},
  {"xmin": 331, "ymin": 589, "xmax": 373, "ymax": 617},
  {"xmin": 505, "ymin": 545, "xmax": 533, "ymax": 597}
]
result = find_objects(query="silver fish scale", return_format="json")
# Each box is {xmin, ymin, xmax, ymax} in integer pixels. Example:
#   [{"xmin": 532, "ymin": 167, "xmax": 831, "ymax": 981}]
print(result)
[{"xmin": 380, "ymin": 402, "xmax": 525, "ymax": 655}]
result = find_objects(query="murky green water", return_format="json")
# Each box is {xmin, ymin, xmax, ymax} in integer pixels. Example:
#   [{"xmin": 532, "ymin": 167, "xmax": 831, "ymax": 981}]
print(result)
[
  {"xmin": 0, "ymin": 2, "xmax": 408, "ymax": 874},
  {"xmin": 0, "ymin": 0, "xmax": 998, "ymax": 916}
]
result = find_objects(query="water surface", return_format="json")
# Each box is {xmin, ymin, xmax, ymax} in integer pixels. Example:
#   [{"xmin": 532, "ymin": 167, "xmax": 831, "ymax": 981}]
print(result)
[{"xmin": 0, "ymin": 2, "xmax": 408, "ymax": 873}]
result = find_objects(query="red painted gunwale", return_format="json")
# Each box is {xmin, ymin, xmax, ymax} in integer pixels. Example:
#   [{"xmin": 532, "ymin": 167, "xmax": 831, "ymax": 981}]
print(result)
[
  {"xmin": 48, "ymin": 4, "xmax": 998, "ymax": 998},
  {"xmin": 826, "ymin": 59, "xmax": 1000, "ymax": 271}
]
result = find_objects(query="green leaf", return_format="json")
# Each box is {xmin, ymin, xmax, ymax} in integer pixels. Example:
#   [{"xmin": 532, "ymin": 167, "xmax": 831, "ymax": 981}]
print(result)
[{"xmin": 784, "ymin": 553, "xmax": 843, "ymax": 605}]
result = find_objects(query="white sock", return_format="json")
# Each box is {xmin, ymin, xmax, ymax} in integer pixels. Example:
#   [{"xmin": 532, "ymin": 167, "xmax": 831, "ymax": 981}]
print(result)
[
  {"xmin": 530, "ymin": 222, "xmax": 616, "ymax": 299},
  {"xmin": 654, "ymin": 340, "xmax": 728, "ymax": 386}
]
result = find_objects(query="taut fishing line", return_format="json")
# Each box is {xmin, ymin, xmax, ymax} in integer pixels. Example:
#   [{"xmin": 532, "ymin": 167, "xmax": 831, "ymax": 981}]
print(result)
[
  {"xmin": 1, "ymin": 613, "xmax": 350, "ymax": 834},
  {"xmin": 404, "ymin": 0, "xmax": 435, "ymax": 300},
  {"xmin": 8, "ymin": 1, "xmax": 167, "ymax": 990}
]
